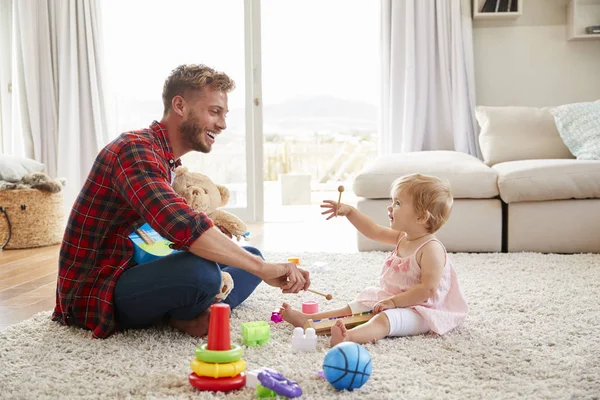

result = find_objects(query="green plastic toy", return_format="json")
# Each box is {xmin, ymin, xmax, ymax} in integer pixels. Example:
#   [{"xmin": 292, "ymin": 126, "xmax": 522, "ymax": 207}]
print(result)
[
  {"xmin": 241, "ymin": 321, "xmax": 270, "ymax": 347},
  {"xmin": 256, "ymin": 384, "xmax": 278, "ymax": 399}
]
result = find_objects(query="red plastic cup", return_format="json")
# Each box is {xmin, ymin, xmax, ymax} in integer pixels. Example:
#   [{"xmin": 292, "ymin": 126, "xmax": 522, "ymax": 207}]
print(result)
[
  {"xmin": 302, "ymin": 300, "xmax": 319, "ymax": 314},
  {"xmin": 207, "ymin": 303, "xmax": 231, "ymax": 351}
]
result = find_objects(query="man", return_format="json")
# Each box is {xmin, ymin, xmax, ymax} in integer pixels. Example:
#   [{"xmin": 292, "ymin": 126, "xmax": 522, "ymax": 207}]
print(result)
[{"xmin": 53, "ymin": 64, "xmax": 310, "ymax": 339}]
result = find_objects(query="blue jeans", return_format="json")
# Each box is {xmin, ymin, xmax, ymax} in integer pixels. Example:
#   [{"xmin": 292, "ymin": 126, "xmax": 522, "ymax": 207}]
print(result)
[{"xmin": 114, "ymin": 246, "xmax": 263, "ymax": 329}]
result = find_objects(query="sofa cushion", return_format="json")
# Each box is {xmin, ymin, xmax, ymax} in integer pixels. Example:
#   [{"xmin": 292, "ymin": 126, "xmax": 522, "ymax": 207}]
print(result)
[
  {"xmin": 475, "ymin": 106, "xmax": 574, "ymax": 166},
  {"xmin": 353, "ymin": 151, "xmax": 498, "ymax": 199},
  {"xmin": 551, "ymin": 100, "xmax": 600, "ymax": 160},
  {"xmin": 494, "ymin": 159, "xmax": 600, "ymax": 203}
]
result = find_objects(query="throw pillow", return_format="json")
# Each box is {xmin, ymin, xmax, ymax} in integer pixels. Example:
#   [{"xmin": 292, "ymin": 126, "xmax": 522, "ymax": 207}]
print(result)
[
  {"xmin": 0, "ymin": 154, "xmax": 45, "ymax": 182},
  {"xmin": 551, "ymin": 101, "xmax": 600, "ymax": 160},
  {"xmin": 475, "ymin": 106, "xmax": 574, "ymax": 166}
]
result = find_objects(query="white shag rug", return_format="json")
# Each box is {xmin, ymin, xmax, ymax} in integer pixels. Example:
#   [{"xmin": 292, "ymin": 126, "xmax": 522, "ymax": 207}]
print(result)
[{"xmin": 1, "ymin": 252, "xmax": 600, "ymax": 399}]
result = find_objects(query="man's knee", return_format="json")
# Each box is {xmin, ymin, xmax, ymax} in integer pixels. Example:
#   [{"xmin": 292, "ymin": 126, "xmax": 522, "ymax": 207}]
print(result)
[
  {"xmin": 242, "ymin": 246, "xmax": 263, "ymax": 259},
  {"xmin": 180, "ymin": 261, "xmax": 222, "ymax": 298}
]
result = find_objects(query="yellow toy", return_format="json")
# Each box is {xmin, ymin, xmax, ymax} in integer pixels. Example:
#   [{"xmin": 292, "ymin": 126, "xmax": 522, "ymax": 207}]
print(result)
[
  {"xmin": 304, "ymin": 311, "xmax": 374, "ymax": 335},
  {"xmin": 172, "ymin": 167, "xmax": 248, "ymax": 241},
  {"xmin": 190, "ymin": 358, "xmax": 247, "ymax": 379}
]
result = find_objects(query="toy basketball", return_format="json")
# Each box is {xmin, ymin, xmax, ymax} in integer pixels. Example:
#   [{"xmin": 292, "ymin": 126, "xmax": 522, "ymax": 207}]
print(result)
[{"xmin": 322, "ymin": 342, "xmax": 372, "ymax": 391}]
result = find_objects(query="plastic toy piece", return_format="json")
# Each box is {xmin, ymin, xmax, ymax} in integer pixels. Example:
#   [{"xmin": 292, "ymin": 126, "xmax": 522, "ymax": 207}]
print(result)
[
  {"xmin": 246, "ymin": 368, "xmax": 277, "ymax": 389},
  {"xmin": 302, "ymin": 300, "xmax": 319, "ymax": 314},
  {"xmin": 311, "ymin": 261, "xmax": 329, "ymax": 272},
  {"xmin": 190, "ymin": 358, "xmax": 246, "ymax": 379},
  {"xmin": 188, "ymin": 372, "xmax": 246, "ymax": 392},
  {"xmin": 256, "ymin": 384, "xmax": 278, "ymax": 398},
  {"xmin": 258, "ymin": 369, "xmax": 303, "ymax": 398},
  {"xmin": 207, "ymin": 303, "xmax": 231, "ymax": 350},
  {"xmin": 194, "ymin": 343, "xmax": 243, "ymax": 364},
  {"xmin": 241, "ymin": 321, "xmax": 270, "ymax": 346},
  {"xmin": 304, "ymin": 311, "xmax": 374, "ymax": 335},
  {"xmin": 271, "ymin": 311, "xmax": 283, "ymax": 323},
  {"xmin": 128, "ymin": 223, "xmax": 180, "ymax": 264},
  {"xmin": 291, "ymin": 327, "xmax": 317, "ymax": 352}
]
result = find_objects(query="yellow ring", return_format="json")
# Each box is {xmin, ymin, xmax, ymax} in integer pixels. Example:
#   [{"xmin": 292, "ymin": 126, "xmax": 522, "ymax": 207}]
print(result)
[{"xmin": 190, "ymin": 358, "xmax": 247, "ymax": 379}]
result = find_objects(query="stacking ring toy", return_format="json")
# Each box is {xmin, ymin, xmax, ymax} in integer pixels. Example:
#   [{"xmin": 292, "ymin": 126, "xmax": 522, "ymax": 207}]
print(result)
[
  {"xmin": 190, "ymin": 358, "xmax": 246, "ymax": 379},
  {"xmin": 258, "ymin": 369, "xmax": 303, "ymax": 398},
  {"xmin": 189, "ymin": 372, "xmax": 246, "ymax": 392},
  {"xmin": 195, "ymin": 343, "xmax": 243, "ymax": 363}
]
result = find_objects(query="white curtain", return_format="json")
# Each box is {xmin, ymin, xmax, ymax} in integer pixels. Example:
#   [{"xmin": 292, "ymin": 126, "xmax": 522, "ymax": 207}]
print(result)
[
  {"xmin": 379, "ymin": 0, "xmax": 480, "ymax": 157},
  {"xmin": 8, "ymin": 0, "xmax": 110, "ymax": 209},
  {"xmin": 0, "ymin": 0, "xmax": 15, "ymax": 155}
]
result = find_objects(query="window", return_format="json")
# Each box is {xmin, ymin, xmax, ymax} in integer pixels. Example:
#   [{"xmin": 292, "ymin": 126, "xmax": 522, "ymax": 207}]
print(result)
[
  {"xmin": 260, "ymin": 0, "xmax": 379, "ymax": 219},
  {"xmin": 102, "ymin": 0, "xmax": 248, "ymax": 207}
]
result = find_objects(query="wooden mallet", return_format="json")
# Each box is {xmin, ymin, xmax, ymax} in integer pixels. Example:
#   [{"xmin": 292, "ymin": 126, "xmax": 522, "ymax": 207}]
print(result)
[
  {"xmin": 335, "ymin": 185, "xmax": 344, "ymax": 217},
  {"xmin": 307, "ymin": 288, "xmax": 333, "ymax": 300}
]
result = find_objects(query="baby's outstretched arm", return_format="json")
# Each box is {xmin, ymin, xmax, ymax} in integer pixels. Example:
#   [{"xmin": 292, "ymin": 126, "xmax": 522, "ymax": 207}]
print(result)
[{"xmin": 321, "ymin": 201, "xmax": 400, "ymax": 246}]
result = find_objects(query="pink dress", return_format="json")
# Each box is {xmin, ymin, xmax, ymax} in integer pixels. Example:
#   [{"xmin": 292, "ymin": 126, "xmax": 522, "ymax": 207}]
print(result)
[{"xmin": 355, "ymin": 234, "xmax": 468, "ymax": 335}]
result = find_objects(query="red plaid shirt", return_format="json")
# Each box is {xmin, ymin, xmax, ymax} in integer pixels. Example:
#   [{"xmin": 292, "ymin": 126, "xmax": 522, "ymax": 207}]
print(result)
[{"xmin": 53, "ymin": 121, "xmax": 214, "ymax": 338}]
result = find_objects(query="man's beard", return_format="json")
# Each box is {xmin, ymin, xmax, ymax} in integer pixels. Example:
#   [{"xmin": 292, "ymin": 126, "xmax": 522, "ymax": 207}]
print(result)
[{"xmin": 180, "ymin": 112, "xmax": 211, "ymax": 153}]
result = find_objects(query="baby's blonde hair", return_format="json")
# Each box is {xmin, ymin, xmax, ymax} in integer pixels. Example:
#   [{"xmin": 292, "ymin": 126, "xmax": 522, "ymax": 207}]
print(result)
[{"xmin": 390, "ymin": 173, "xmax": 453, "ymax": 233}]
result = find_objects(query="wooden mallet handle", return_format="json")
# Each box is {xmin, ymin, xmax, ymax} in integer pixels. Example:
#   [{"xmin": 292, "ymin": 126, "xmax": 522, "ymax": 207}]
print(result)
[
  {"xmin": 335, "ymin": 185, "xmax": 344, "ymax": 217},
  {"xmin": 307, "ymin": 288, "xmax": 333, "ymax": 300}
]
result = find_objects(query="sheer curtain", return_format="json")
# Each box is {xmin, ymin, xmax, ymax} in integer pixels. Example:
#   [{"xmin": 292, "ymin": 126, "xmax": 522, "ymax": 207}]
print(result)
[
  {"xmin": 0, "ymin": 0, "xmax": 15, "ymax": 154},
  {"xmin": 6, "ymin": 0, "xmax": 111, "ymax": 210},
  {"xmin": 379, "ymin": 0, "xmax": 480, "ymax": 157}
]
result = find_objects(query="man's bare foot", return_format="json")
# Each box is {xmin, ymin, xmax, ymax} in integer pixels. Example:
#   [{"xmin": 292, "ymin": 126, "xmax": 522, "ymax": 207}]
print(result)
[
  {"xmin": 169, "ymin": 309, "xmax": 210, "ymax": 337},
  {"xmin": 330, "ymin": 319, "xmax": 350, "ymax": 346},
  {"xmin": 279, "ymin": 302, "xmax": 309, "ymax": 327}
]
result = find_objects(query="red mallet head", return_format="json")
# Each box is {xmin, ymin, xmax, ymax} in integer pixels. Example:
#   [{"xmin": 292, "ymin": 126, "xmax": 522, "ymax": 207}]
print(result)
[{"xmin": 207, "ymin": 303, "xmax": 231, "ymax": 351}]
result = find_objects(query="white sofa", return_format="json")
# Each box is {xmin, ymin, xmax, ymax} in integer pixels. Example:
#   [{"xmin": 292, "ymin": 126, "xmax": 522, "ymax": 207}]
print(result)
[{"xmin": 353, "ymin": 106, "xmax": 600, "ymax": 253}]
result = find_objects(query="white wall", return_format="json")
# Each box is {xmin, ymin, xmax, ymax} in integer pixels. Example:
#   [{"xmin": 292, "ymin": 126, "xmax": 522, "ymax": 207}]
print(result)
[{"xmin": 473, "ymin": 0, "xmax": 600, "ymax": 107}]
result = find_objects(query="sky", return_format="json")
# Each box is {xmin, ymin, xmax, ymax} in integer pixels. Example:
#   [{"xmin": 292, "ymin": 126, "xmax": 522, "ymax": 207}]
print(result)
[{"xmin": 101, "ymin": 0, "xmax": 380, "ymax": 111}]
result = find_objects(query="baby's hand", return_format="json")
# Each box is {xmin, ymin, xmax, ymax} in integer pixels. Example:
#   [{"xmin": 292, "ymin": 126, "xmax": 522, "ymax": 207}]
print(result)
[
  {"xmin": 373, "ymin": 298, "xmax": 396, "ymax": 314},
  {"xmin": 320, "ymin": 200, "xmax": 352, "ymax": 219}
]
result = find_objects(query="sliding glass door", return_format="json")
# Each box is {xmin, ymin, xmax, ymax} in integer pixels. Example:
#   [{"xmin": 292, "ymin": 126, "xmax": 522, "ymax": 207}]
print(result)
[
  {"xmin": 260, "ymin": 0, "xmax": 379, "ymax": 221},
  {"xmin": 102, "ymin": 0, "xmax": 257, "ymax": 221},
  {"xmin": 102, "ymin": 0, "xmax": 379, "ymax": 223}
]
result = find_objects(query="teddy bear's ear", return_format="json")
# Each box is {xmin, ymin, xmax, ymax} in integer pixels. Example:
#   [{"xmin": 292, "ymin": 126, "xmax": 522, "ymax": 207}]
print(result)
[
  {"xmin": 217, "ymin": 185, "xmax": 230, "ymax": 207},
  {"xmin": 174, "ymin": 166, "xmax": 188, "ymax": 176}
]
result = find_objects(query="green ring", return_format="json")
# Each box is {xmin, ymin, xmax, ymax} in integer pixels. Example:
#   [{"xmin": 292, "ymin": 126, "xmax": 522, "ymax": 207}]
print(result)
[{"xmin": 195, "ymin": 343, "xmax": 244, "ymax": 363}]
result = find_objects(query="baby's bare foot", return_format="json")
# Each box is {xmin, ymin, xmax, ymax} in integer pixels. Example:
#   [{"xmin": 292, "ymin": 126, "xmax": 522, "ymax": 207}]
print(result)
[
  {"xmin": 279, "ymin": 302, "xmax": 309, "ymax": 327},
  {"xmin": 330, "ymin": 319, "xmax": 350, "ymax": 346}
]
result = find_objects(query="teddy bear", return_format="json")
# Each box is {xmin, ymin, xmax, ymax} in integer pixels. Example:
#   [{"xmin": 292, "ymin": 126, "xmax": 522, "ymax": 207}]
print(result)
[
  {"xmin": 214, "ymin": 271, "xmax": 234, "ymax": 302},
  {"xmin": 0, "ymin": 171, "xmax": 66, "ymax": 192},
  {"xmin": 172, "ymin": 167, "xmax": 249, "ymax": 241},
  {"xmin": 172, "ymin": 167, "xmax": 251, "ymax": 303}
]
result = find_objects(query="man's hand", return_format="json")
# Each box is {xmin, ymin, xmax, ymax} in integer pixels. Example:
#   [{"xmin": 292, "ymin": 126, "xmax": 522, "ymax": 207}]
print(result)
[{"xmin": 261, "ymin": 262, "xmax": 311, "ymax": 294}]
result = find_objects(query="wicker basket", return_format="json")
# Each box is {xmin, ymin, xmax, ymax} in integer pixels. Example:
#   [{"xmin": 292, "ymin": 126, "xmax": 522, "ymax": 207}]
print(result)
[{"xmin": 0, "ymin": 188, "xmax": 65, "ymax": 249}]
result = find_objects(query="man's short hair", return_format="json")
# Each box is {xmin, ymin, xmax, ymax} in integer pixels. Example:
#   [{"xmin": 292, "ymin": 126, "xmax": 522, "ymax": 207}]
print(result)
[{"xmin": 162, "ymin": 64, "xmax": 235, "ymax": 114}]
